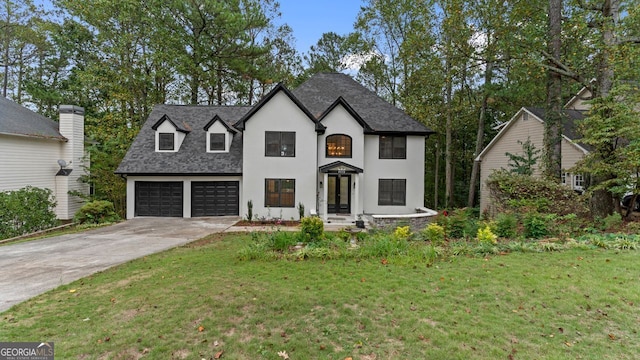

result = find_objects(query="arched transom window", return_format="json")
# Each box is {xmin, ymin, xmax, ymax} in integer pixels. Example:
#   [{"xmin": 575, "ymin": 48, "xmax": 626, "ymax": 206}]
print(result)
[{"xmin": 326, "ymin": 134, "xmax": 352, "ymax": 158}]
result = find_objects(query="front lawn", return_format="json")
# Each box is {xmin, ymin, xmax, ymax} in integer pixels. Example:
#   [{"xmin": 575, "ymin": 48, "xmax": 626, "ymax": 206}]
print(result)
[{"xmin": 1, "ymin": 232, "xmax": 638, "ymax": 359}]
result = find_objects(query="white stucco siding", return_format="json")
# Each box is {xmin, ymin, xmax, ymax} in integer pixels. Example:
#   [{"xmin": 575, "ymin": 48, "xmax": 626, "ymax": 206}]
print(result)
[
  {"xmin": 317, "ymin": 104, "xmax": 366, "ymax": 215},
  {"xmin": 125, "ymin": 175, "xmax": 243, "ymax": 219},
  {"xmin": 362, "ymin": 134, "xmax": 425, "ymax": 214},
  {"xmin": 241, "ymin": 91, "xmax": 318, "ymax": 219}
]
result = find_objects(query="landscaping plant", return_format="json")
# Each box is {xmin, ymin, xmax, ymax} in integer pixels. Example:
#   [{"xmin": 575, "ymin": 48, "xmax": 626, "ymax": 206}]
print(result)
[{"xmin": 0, "ymin": 186, "xmax": 58, "ymax": 240}]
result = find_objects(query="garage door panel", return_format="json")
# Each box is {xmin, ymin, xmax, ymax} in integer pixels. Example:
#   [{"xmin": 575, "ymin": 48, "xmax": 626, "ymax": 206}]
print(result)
[
  {"xmin": 135, "ymin": 182, "xmax": 183, "ymax": 217},
  {"xmin": 192, "ymin": 181, "xmax": 239, "ymax": 217}
]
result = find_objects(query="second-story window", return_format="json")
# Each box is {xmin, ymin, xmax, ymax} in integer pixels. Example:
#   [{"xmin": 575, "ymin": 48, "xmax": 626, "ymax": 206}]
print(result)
[
  {"xmin": 379, "ymin": 135, "xmax": 406, "ymax": 159},
  {"xmin": 326, "ymin": 134, "xmax": 352, "ymax": 158},
  {"xmin": 265, "ymin": 131, "xmax": 295, "ymax": 157}
]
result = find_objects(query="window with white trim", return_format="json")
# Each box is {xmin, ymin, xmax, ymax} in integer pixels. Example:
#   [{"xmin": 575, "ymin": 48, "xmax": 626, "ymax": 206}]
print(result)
[{"xmin": 209, "ymin": 133, "xmax": 226, "ymax": 151}]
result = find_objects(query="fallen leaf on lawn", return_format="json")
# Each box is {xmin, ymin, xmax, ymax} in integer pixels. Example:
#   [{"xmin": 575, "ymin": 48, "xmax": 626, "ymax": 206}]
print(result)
[
  {"xmin": 345, "ymin": 358, "xmax": 353, "ymax": 360},
  {"xmin": 214, "ymin": 350, "xmax": 224, "ymax": 359},
  {"xmin": 198, "ymin": 325, "xmax": 205, "ymax": 332},
  {"xmin": 564, "ymin": 342, "xmax": 572, "ymax": 347},
  {"xmin": 608, "ymin": 333, "xmax": 616, "ymax": 340},
  {"xmin": 360, "ymin": 278, "xmax": 366, "ymax": 282},
  {"xmin": 69, "ymin": 289, "xmax": 76, "ymax": 293},
  {"xmin": 277, "ymin": 350, "xmax": 289, "ymax": 359},
  {"xmin": 104, "ymin": 337, "xmax": 110, "ymax": 342},
  {"xmin": 82, "ymin": 318, "xmax": 90, "ymax": 321},
  {"xmin": 381, "ymin": 258, "xmax": 388, "ymax": 265},
  {"xmin": 511, "ymin": 337, "xmax": 519, "ymax": 344},
  {"xmin": 213, "ymin": 340, "xmax": 219, "ymax": 347}
]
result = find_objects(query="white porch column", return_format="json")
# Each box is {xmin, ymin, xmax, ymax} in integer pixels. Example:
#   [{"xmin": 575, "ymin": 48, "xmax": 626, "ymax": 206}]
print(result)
[
  {"xmin": 322, "ymin": 172, "xmax": 328, "ymax": 221},
  {"xmin": 353, "ymin": 174, "xmax": 359, "ymax": 217}
]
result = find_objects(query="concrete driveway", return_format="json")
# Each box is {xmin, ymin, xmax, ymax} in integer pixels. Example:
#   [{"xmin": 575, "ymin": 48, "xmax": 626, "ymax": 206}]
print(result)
[{"xmin": 0, "ymin": 217, "xmax": 238, "ymax": 313}]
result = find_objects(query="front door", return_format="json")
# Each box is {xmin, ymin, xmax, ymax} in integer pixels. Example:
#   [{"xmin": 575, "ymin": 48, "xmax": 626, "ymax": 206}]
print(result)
[{"xmin": 327, "ymin": 174, "xmax": 351, "ymax": 213}]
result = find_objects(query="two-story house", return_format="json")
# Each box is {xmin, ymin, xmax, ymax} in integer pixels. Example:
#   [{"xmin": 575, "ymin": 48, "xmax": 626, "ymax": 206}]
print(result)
[{"xmin": 116, "ymin": 73, "xmax": 434, "ymax": 220}]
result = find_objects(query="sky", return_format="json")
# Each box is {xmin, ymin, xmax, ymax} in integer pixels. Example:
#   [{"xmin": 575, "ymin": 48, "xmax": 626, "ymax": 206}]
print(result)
[{"xmin": 275, "ymin": 0, "xmax": 362, "ymax": 54}]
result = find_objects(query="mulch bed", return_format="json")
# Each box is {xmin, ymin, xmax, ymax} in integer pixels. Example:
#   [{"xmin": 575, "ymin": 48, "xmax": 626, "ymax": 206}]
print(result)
[{"xmin": 234, "ymin": 220, "xmax": 300, "ymax": 227}]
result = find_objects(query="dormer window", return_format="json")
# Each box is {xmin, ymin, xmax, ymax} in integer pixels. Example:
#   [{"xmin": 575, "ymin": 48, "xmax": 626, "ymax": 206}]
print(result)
[
  {"xmin": 204, "ymin": 115, "xmax": 235, "ymax": 153},
  {"xmin": 159, "ymin": 133, "xmax": 175, "ymax": 151},
  {"xmin": 209, "ymin": 133, "xmax": 226, "ymax": 151},
  {"xmin": 152, "ymin": 114, "xmax": 190, "ymax": 152}
]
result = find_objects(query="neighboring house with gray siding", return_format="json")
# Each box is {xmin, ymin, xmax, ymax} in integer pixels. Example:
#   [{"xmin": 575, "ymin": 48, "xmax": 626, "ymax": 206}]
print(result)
[
  {"xmin": 476, "ymin": 96, "xmax": 591, "ymax": 214},
  {"xmin": 116, "ymin": 73, "xmax": 434, "ymax": 220},
  {"xmin": 0, "ymin": 98, "xmax": 89, "ymax": 220}
]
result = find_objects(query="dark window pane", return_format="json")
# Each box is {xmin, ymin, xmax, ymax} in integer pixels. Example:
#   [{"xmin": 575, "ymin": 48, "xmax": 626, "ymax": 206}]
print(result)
[
  {"xmin": 265, "ymin": 179, "xmax": 295, "ymax": 207},
  {"xmin": 159, "ymin": 133, "xmax": 174, "ymax": 150},
  {"xmin": 210, "ymin": 133, "xmax": 225, "ymax": 151},
  {"xmin": 393, "ymin": 137, "xmax": 406, "ymax": 159},
  {"xmin": 281, "ymin": 132, "xmax": 295, "ymax": 157},
  {"xmin": 380, "ymin": 136, "xmax": 406, "ymax": 159},
  {"xmin": 378, "ymin": 179, "xmax": 406, "ymax": 206},
  {"xmin": 379, "ymin": 136, "xmax": 392, "ymax": 158},
  {"xmin": 265, "ymin": 132, "xmax": 295, "ymax": 157}
]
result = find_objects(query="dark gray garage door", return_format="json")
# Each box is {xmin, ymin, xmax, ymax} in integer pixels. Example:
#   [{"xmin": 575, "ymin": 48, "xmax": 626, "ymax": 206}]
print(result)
[
  {"xmin": 135, "ymin": 181, "xmax": 183, "ymax": 217},
  {"xmin": 191, "ymin": 181, "xmax": 239, "ymax": 217}
]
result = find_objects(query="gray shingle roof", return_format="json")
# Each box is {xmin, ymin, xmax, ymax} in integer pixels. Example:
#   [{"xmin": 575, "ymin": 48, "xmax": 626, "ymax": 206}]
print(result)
[
  {"xmin": 293, "ymin": 73, "xmax": 434, "ymax": 135},
  {"xmin": 118, "ymin": 73, "xmax": 434, "ymax": 175},
  {"xmin": 525, "ymin": 107, "xmax": 591, "ymax": 151},
  {"xmin": 0, "ymin": 96, "xmax": 65, "ymax": 140},
  {"xmin": 115, "ymin": 105, "xmax": 251, "ymax": 175}
]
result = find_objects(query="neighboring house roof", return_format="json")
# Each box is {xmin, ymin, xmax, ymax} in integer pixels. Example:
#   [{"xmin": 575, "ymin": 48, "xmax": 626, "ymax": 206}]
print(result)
[
  {"xmin": 0, "ymin": 96, "xmax": 66, "ymax": 141},
  {"xmin": 476, "ymin": 107, "xmax": 589, "ymax": 162},
  {"xmin": 115, "ymin": 105, "xmax": 251, "ymax": 175},
  {"xmin": 293, "ymin": 73, "xmax": 434, "ymax": 135}
]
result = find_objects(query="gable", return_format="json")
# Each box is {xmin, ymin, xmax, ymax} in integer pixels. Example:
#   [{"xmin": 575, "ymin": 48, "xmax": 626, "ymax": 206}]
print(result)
[
  {"xmin": 293, "ymin": 73, "xmax": 434, "ymax": 135},
  {"xmin": 234, "ymin": 83, "xmax": 323, "ymax": 132}
]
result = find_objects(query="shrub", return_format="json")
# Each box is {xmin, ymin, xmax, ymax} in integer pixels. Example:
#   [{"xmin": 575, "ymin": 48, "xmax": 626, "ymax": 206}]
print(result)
[
  {"xmin": 300, "ymin": 216, "xmax": 324, "ymax": 242},
  {"xmin": 494, "ymin": 212, "xmax": 518, "ymax": 238},
  {"xmin": 476, "ymin": 224, "xmax": 498, "ymax": 244},
  {"xmin": 394, "ymin": 225, "xmax": 412, "ymax": 240},
  {"xmin": 444, "ymin": 208, "xmax": 478, "ymax": 239},
  {"xmin": 422, "ymin": 223, "xmax": 445, "ymax": 244},
  {"xmin": 0, "ymin": 186, "xmax": 59, "ymax": 239},
  {"xmin": 74, "ymin": 200, "xmax": 120, "ymax": 224},
  {"xmin": 523, "ymin": 213, "xmax": 549, "ymax": 239},
  {"xmin": 486, "ymin": 170, "xmax": 589, "ymax": 216},
  {"xmin": 246, "ymin": 200, "xmax": 253, "ymax": 222},
  {"xmin": 298, "ymin": 202, "xmax": 305, "ymax": 220},
  {"xmin": 602, "ymin": 212, "xmax": 623, "ymax": 231}
]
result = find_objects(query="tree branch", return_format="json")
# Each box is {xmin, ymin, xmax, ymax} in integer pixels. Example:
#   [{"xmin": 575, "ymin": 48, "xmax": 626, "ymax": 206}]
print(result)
[{"xmin": 576, "ymin": 0, "xmax": 603, "ymax": 12}]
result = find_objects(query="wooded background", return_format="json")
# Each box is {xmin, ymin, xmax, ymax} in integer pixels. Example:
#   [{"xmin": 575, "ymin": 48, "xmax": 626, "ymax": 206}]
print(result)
[{"xmin": 2, "ymin": 0, "xmax": 638, "ymax": 216}]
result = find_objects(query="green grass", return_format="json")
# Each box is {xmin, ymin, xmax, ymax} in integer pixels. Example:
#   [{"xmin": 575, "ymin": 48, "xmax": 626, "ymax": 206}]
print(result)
[{"xmin": 1, "ymin": 232, "xmax": 639, "ymax": 359}]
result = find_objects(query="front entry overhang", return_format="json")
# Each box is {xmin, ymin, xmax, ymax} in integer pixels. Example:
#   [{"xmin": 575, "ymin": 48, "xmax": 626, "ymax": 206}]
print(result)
[
  {"xmin": 319, "ymin": 161, "xmax": 363, "ymax": 221},
  {"xmin": 319, "ymin": 161, "xmax": 363, "ymax": 174}
]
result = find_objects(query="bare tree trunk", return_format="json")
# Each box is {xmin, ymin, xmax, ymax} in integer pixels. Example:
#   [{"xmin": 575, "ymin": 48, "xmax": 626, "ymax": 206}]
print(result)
[
  {"xmin": 590, "ymin": 0, "xmax": 619, "ymax": 218},
  {"xmin": 445, "ymin": 48, "xmax": 453, "ymax": 208},
  {"xmin": 468, "ymin": 60, "xmax": 493, "ymax": 208},
  {"xmin": 434, "ymin": 140, "xmax": 440, "ymax": 209},
  {"xmin": 544, "ymin": 0, "xmax": 563, "ymax": 180}
]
